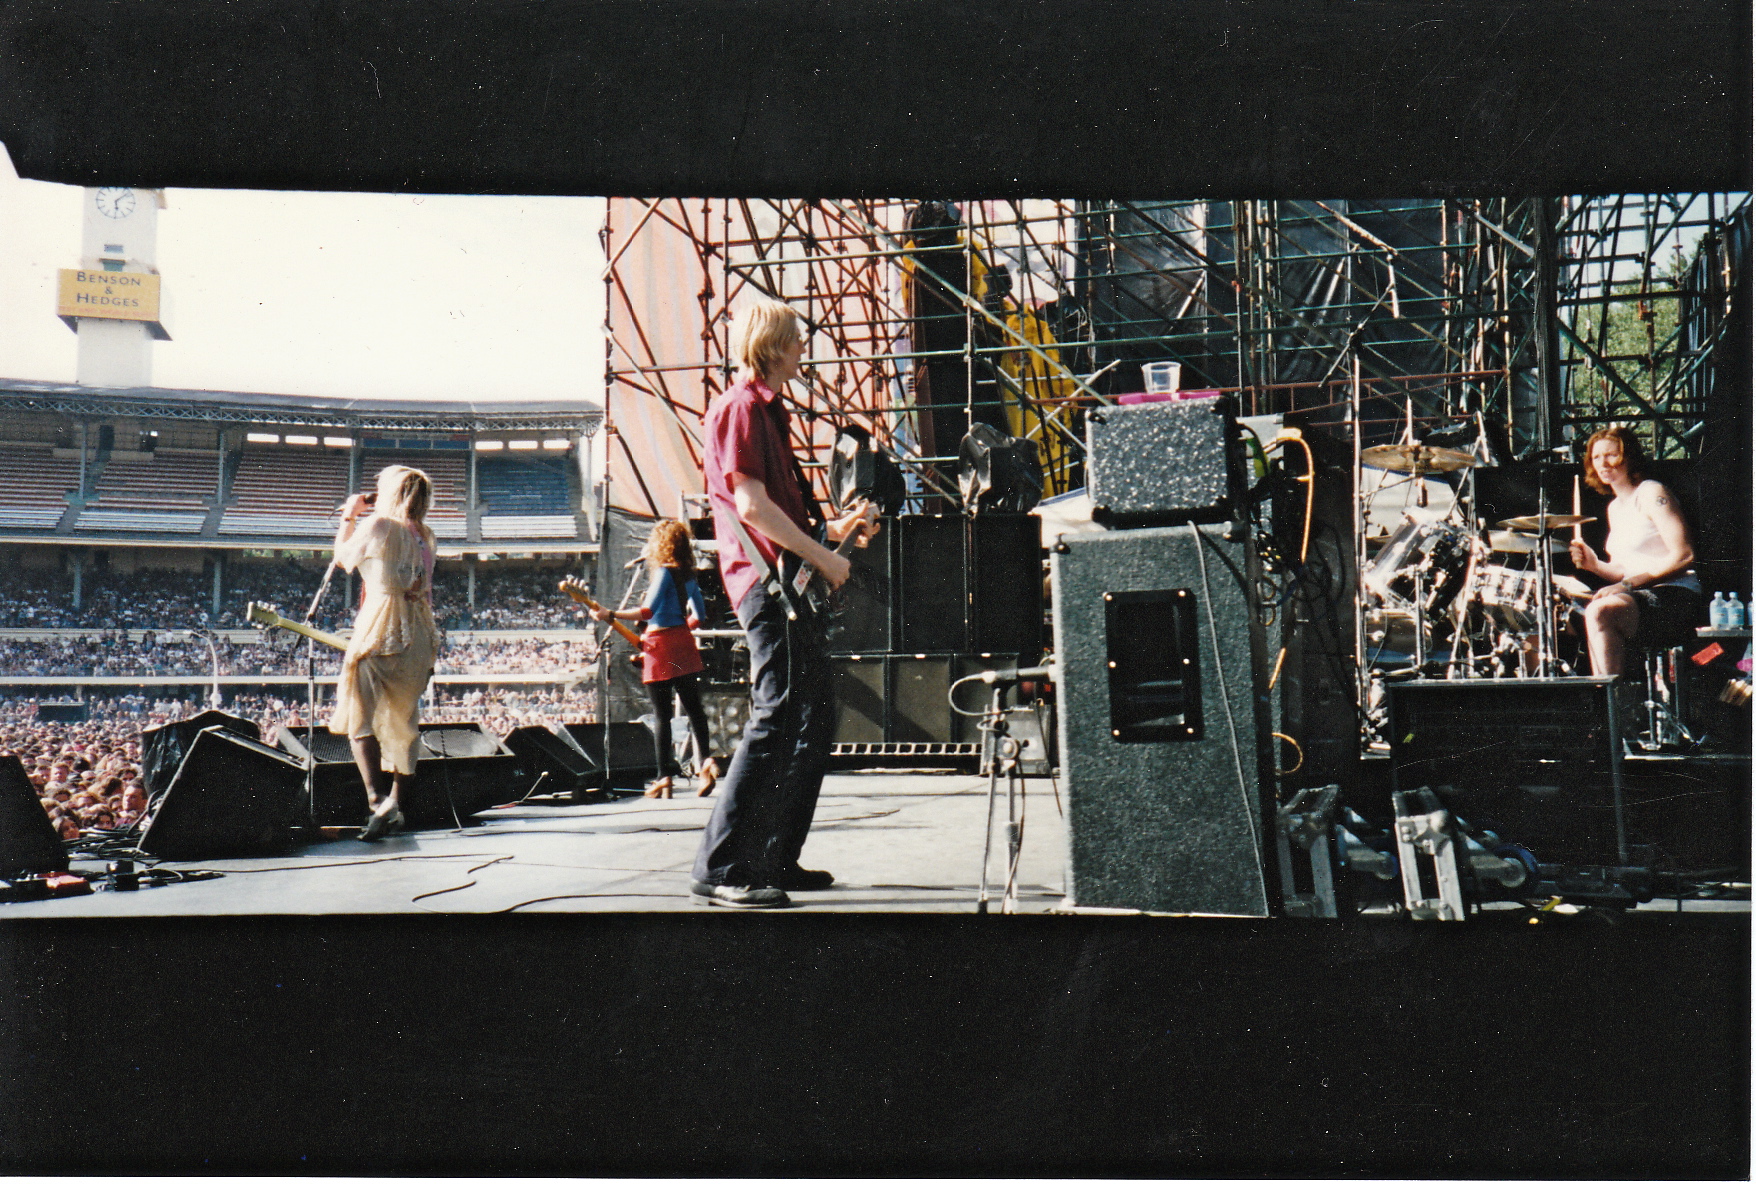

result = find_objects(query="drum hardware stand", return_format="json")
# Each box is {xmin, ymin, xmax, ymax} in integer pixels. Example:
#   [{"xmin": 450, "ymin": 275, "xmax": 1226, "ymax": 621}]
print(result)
[{"xmin": 1637, "ymin": 646, "xmax": 1696, "ymax": 751}]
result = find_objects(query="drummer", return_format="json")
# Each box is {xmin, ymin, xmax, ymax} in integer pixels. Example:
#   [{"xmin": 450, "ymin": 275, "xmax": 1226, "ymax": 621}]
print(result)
[{"xmin": 1568, "ymin": 426, "xmax": 1700, "ymax": 677}]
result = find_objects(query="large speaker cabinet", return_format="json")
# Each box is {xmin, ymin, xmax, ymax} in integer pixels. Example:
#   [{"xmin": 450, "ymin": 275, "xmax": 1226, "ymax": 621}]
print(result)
[
  {"xmin": 1052, "ymin": 524, "xmax": 1270, "ymax": 915},
  {"xmin": 1386, "ymin": 677, "xmax": 1625, "ymax": 865}
]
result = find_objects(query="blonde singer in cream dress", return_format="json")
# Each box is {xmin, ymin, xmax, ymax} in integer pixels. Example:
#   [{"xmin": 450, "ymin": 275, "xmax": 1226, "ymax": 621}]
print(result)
[{"xmin": 329, "ymin": 465, "xmax": 440, "ymax": 840}]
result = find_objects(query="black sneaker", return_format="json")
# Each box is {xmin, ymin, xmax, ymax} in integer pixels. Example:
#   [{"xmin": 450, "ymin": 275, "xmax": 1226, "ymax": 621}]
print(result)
[
  {"xmin": 690, "ymin": 881, "xmax": 792, "ymax": 909},
  {"xmin": 769, "ymin": 865, "xmax": 835, "ymax": 891}
]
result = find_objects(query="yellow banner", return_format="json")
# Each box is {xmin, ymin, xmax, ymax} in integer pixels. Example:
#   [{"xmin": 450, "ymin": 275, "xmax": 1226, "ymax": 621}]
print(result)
[{"xmin": 57, "ymin": 269, "xmax": 161, "ymax": 323}]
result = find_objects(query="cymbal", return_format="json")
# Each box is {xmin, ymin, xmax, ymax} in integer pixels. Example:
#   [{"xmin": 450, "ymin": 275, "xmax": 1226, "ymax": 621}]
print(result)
[
  {"xmin": 1488, "ymin": 530, "xmax": 1567, "ymax": 554},
  {"xmin": 1497, "ymin": 514, "xmax": 1595, "ymax": 532},
  {"xmin": 1360, "ymin": 443, "xmax": 1477, "ymax": 473}
]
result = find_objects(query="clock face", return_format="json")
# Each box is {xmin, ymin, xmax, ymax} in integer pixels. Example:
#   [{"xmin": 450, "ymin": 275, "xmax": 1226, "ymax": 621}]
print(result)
[{"xmin": 95, "ymin": 187, "xmax": 136, "ymax": 220}]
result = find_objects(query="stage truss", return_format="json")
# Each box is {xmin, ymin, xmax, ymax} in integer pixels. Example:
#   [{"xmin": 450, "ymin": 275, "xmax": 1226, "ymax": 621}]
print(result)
[{"xmin": 603, "ymin": 194, "xmax": 1748, "ymax": 517}]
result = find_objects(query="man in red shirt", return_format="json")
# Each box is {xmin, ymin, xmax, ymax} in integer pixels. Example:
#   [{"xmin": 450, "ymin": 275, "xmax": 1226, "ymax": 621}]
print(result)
[{"xmin": 691, "ymin": 300, "xmax": 879, "ymax": 908}]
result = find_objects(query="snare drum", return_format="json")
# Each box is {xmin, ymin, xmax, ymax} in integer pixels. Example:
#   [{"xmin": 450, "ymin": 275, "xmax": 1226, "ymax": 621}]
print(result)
[{"xmin": 1478, "ymin": 564, "xmax": 1541, "ymax": 631}]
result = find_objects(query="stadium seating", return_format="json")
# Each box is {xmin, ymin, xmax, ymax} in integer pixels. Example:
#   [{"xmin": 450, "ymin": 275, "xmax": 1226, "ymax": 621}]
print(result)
[
  {"xmin": 0, "ymin": 445, "xmax": 81, "ymax": 529},
  {"xmin": 75, "ymin": 450, "xmax": 217, "ymax": 533},
  {"xmin": 358, "ymin": 451, "xmax": 468, "ymax": 539},
  {"xmin": 220, "ymin": 447, "xmax": 350, "ymax": 536},
  {"xmin": 478, "ymin": 456, "xmax": 576, "ymax": 537}
]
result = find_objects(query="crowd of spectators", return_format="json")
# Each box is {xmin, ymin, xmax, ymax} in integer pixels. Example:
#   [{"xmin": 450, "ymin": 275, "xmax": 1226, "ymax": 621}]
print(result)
[
  {"xmin": 0, "ymin": 696, "xmax": 158, "ymax": 840},
  {"xmin": 2, "ymin": 685, "xmax": 605, "ymax": 842},
  {"xmin": 0, "ymin": 563, "xmax": 587, "ymax": 632},
  {"xmin": 0, "ymin": 633, "xmax": 600, "ymax": 678}
]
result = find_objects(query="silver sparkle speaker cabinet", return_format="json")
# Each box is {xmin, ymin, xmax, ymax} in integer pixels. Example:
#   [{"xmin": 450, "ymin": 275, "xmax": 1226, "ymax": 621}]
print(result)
[
  {"xmin": 1086, "ymin": 396, "xmax": 1243, "ymax": 527},
  {"xmin": 1052, "ymin": 524, "xmax": 1270, "ymax": 915}
]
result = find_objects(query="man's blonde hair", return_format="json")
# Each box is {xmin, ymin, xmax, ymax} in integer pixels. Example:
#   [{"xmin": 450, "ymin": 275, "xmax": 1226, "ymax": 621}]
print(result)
[{"xmin": 729, "ymin": 299, "xmax": 803, "ymax": 379}]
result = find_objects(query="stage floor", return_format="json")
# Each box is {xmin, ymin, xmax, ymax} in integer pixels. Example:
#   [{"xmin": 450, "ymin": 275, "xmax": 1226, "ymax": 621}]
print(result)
[
  {"xmin": 13, "ymin": 770, "xmax": 1074, "ymax": 916},
  {"xmin": 7, "ymin": 765, "xmax": 1747, "ymax": 918}
]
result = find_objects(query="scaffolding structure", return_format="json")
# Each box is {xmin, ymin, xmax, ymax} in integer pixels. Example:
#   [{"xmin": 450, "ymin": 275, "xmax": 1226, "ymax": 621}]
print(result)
[{"xmin": 602, "ymin": 194, "xmax": 1748, "ymax": 516}]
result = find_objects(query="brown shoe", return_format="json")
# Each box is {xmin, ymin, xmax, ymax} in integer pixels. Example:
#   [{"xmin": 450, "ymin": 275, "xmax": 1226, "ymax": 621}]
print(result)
[
  {"xmin": 644, "ymin": 777, "xmax": 673, "ymax": 799},
  {"xmin": 697, "ymin": 758, "xmax": 720, "ymax": 796}
]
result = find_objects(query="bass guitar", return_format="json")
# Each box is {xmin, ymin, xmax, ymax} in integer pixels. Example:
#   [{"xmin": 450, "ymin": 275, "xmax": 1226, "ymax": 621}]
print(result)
[
  {"xmin": 246, "ymin": 601, "xmax": 352, "ymax": 652},
  {"xmin": 713, "ymin": 499, "xmax": 880, "ymax": 640},
  {"xmin": 558, "ymin": 578, "xmax": 648, "ymax": 666}
]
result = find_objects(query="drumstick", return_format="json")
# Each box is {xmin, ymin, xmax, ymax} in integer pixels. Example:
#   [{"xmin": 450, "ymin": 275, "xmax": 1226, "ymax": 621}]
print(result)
[{"xmin": 1571, "ymin": 476, "xmax": 1582, "ymax": 542}]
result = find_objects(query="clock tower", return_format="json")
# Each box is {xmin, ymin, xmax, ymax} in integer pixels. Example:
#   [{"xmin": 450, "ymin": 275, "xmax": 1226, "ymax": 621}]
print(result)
[{"xmin": 60, "ymin": 186, "xmax": 170, "ymax": 387}]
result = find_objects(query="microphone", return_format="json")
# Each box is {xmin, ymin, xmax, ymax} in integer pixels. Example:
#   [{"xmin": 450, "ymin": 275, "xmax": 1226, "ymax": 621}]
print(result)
[{"xmin": 979, "ymin": 661, "xmax": 1055, "ymax": 685}]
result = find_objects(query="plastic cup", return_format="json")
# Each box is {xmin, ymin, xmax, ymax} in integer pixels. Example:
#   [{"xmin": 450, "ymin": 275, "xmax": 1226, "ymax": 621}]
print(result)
[{"xmin": 1143, "ymin": 361, "xmax": 1182, "ymax": 394}]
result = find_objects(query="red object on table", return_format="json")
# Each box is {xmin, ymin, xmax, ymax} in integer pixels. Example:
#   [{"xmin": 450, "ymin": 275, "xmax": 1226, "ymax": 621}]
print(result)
[{"xmin": 1691, "ymin": 642, "xmax": 1725, "ymax": 666}]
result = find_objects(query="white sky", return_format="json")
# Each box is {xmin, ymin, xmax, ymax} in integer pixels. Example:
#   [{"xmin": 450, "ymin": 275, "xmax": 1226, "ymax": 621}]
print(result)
[{"xmin": 0, "ymin": 142, "xmax": 607, "ymax": 402}]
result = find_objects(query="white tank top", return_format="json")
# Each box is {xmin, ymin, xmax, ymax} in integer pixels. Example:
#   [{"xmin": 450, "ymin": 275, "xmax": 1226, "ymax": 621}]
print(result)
[{"xmin": 1606, "ymin": 480, "xmax": 1699, "ymax": 592}]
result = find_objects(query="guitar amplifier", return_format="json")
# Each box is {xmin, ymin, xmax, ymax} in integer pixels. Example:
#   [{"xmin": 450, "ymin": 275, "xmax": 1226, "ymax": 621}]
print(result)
[{"xmin": 1086, "ymin": 396, "xmax": 1243, "ymax": 527}]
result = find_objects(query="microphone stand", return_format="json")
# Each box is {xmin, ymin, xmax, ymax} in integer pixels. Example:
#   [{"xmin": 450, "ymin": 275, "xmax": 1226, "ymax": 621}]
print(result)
[{"xmin": 301, "ymin": 544, "xmax": 343, "ymax": 834}]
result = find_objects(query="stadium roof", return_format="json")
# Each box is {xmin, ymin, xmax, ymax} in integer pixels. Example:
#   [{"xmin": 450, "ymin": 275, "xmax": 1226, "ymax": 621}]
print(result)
[{"xmin": 0, "ymin": 378, "xmax": 602, "ymax": 434}]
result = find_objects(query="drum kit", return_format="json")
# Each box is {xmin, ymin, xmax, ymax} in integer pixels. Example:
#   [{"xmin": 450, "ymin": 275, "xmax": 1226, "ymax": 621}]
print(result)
[{"xmin": 1358, "ymin": 438, "xmax": 1594, "ymax": 683}]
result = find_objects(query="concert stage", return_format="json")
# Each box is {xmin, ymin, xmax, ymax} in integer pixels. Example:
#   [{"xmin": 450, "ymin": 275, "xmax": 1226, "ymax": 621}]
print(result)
[
  {"xmin": 7, "ymin": 769, "xmax": 1071, "ymax": 916},
  {"xmin": 7, "ymin": 761, "xmax": 1747, "ymax": 918}
]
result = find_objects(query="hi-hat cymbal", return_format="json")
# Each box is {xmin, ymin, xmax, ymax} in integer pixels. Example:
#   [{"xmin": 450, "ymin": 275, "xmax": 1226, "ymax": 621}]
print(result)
[
  {"xmin": 1488, "ymin": 529, "xmax": 1567, "ymax": 554},
  {"xmin": 1497, "ymin": 513, "xmax": 1595, "ymax": 532},
  {"xmin": 1360, "ymin": 443, "xmax": 1477, "ymax": 473}
]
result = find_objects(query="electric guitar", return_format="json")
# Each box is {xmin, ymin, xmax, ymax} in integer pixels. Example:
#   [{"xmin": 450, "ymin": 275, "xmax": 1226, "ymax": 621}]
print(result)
[
  {"xmin": 558, "ymin": 578, "xmax": 648, "ymax": 665},
  {"xmin": 782, "ymin": 518, "xmax": 868, "ymax": 630},
  {"xmin": 246, "ymin": 601, "xmax": 352, "ymax": 652}
]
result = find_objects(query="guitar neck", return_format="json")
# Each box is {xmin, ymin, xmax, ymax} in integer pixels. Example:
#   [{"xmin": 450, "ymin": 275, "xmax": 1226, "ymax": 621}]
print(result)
[
  {"xmin": 559, "ymin": 581, "xmax": 644, "ymax": 647},
  {"xmin": 246, "ymin": 602, "xmax": 351, "ymax": 652}
]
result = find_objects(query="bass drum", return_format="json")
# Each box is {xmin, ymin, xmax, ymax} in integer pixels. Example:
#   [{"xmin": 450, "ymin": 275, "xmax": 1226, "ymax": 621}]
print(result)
[{"xmin": 1364, "ymin": 518, "xmax": 1473, "ymax": 618}]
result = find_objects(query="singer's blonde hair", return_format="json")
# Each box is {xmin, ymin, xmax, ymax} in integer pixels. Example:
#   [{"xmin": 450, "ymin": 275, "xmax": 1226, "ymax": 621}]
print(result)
[
  {"xmin": 729, "ymin": 299, "xmax": 803, "ymax": 380},
  {"xmin": 373, "ymin": 464, "xmax": 434, "ymax": 542}
]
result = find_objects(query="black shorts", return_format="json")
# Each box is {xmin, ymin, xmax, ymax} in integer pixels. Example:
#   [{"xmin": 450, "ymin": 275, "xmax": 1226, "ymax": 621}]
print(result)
[{"xmin": 1629, "ymin": 584, "xmax": 1703, "ymax": 649}]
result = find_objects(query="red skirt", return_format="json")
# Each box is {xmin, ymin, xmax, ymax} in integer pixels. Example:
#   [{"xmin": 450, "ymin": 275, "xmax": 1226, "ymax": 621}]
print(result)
[{"xmin": 641, "ymin": 625, "xmax": 703, "ymax": 684}]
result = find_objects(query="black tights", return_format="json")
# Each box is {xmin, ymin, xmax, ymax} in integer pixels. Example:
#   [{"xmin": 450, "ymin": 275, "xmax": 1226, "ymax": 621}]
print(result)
[{"xmin": 645, "ymin": 673, "xmax": 713, "ymax": 776}]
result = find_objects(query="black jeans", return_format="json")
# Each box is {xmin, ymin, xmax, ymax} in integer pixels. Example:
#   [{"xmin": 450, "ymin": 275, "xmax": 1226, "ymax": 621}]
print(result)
[
  {"xmin": 691, "ymin": 583, "xmax": 835, "ymax": 887},
  {"xmin": 645, "ymin": 672, "xmax": 712, "ymax": 777}
]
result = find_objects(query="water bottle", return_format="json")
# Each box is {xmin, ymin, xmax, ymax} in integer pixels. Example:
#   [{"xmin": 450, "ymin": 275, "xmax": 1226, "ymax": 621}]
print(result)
[
  {"xmin": 1709, "ymin": 592, "xmax": 1729, "ymax": 629},
  {"xmin": 1730, "ymin": 594, "xmax": 1748, "ymax": 630}
]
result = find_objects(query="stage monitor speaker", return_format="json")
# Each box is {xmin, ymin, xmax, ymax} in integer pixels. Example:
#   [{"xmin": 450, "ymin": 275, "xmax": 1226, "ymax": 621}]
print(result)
[
  {"xmin": 406, "ymin": 725, "xmax": 529, "ymax": 826},
  {"xmin": 35, "ymin": 701, "xmax": 87, "ymax": 723},
  {"xmin": 831, "ymin": 655, "xmax": 886, "ymax": 744},
  {"xmin": 505, "ymin": 724, "xmax": 595, "ymax": 794},
  {"xmin": 968, "ymin": 512, "xmax": 1043, "ymax": 662},
  {"xmin": 141, "ymin": 711, "xmax": 261, "ymax": 802},
  {"xmin": 1086, "ymin": 397, "xmax": 1242, "ymax": 527},
  {"xmin": 275, "ymin": 723, "xmax": 533, "ymax": 827},
  {"xmin": 0, "ymin": 754, "xmax": 68, "ymax": 874},
  {"xmin": 1386, "ymin": 677, "xmax": 1624, "ymax": 866},
  {"xmin": 895, "ymin": 514, "xmax": 968, "ymax": 652},
  {"xmin": 889, "ymin": 654, "xmax": 956, "ymax": 743},
  {"xmin": 139, "ymin": 727, "xmax": 306, "ymax": 859},
  {"xmin": 1052, "ymin": 524, "xmax": 1269, "ymax": 915},
  {"xmin": 832, "ymin": 515, "xmax": 895, "ymax": 653},
  {"xmin": 561, "ymin": 721, "xmax": 660, "ymax": 789}
]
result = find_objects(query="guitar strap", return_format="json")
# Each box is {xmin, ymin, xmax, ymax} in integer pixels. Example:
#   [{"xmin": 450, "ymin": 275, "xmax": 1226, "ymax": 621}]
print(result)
[
  {"xmin": 724, "ymin": 511, "xmax": 800, "ymax": 622},
  {"xmin": 767, "ymin": 395, "xmax": 825, "ymax": 535}
]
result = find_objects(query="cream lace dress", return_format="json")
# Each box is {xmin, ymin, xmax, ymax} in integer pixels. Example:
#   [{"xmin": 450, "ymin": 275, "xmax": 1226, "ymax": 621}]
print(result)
[{"xmin": 326, "ymin": 515, "xmax": 439, "ymax": 774}]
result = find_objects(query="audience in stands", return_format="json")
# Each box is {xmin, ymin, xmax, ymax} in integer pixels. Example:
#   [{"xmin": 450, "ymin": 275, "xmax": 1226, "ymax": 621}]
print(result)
[
  {"xmin": 0, "ymin": 564, "xmax": 586, "ymax": 631},
  {"xmin": 0, "ymin": 686, "xmax": 602, "ymax": 841}
]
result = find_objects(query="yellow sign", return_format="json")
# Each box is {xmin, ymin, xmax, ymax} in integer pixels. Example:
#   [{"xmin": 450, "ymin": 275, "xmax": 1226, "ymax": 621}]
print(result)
[{"xmin": 57, "ymin": 268, "xmax": 161, "ymax": 323}]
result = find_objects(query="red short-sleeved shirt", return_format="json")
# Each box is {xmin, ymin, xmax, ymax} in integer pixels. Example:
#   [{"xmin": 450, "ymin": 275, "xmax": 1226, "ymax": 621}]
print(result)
[{"xmin": 704, "ymin": 375, "xmax": 811, "ymax": 612}]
